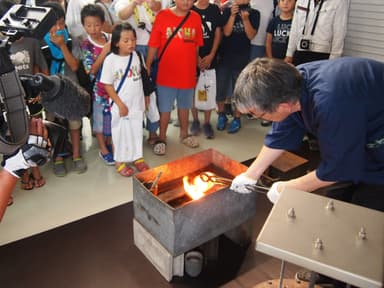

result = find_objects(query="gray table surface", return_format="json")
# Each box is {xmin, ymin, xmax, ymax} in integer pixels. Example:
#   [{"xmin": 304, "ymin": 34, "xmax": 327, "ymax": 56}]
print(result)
[{"xmin": 256, "ymin": 188, "xmax": 383, "ymax": 288}]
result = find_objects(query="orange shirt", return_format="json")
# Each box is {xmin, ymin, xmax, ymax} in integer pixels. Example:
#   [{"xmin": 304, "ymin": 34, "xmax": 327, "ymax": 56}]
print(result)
[{"xmin": 148, "ymin": 9, "xmax": 203, "ymax": 89}]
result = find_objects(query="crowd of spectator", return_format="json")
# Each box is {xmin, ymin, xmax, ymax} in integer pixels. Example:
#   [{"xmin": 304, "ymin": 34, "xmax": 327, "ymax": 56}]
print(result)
[{"xmin": 1, "ymin": 0, "xmax": 349, "ymax": 186}]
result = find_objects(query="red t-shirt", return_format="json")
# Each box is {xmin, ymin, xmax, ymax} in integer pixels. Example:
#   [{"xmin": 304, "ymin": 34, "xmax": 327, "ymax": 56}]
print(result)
[{"xmin": 148, "ymin": 9, "xmax": 203, "ymax": 89}]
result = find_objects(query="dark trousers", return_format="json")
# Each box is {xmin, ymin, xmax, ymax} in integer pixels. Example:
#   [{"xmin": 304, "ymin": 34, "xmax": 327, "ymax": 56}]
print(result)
[
  {"xmin": 325, "ymin": 182, "xmax": 384, "ymax": 212},
  {"xmin": 293, "ymin": 51, "xmax": 330, "ymax": 66}
]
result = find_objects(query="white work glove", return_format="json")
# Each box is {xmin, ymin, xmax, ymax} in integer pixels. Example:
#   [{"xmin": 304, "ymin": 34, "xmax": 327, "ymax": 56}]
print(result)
[
  {"xmin": 267, "ymin": 181, "xmax": 284, "ymax": 204},
  {"xmin": 3, "ymin": 135, "xmax": 50, "ymax": 178},
  {"xmin": 230, "ymin": 172, "xmax": 258, "ymax": 194}
]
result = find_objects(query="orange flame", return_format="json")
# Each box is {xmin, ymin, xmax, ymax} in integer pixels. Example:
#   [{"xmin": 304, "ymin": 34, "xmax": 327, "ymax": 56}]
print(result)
[{"xmin": 183, "ymin": 174, "xmax": 214, "ymax": 200}]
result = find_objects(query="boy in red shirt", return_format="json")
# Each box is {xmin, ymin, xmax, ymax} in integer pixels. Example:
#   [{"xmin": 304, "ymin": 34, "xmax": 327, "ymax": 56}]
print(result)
[{"xmin": 146, "ymin": 0, "xmax": 203, "ymax": 155}]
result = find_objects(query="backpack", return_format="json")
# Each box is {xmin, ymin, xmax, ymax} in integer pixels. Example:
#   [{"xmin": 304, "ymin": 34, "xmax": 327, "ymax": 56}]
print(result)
[{"xmin": 41, "ymin": 37, "xmax": 95, "ymax": 97}]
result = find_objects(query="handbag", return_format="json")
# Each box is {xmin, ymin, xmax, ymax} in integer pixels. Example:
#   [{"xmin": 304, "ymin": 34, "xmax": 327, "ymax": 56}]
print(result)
[
  {"xmin": 137, "ymin": 51, "xmax": 155, "ymax": 96},
  {"xmin": 195, "ymin": 69, "xmax": 217, "ymax": 110},
  {"xmin": 146, "ymin": 91, "xmax": 160, "ymax": 123}
]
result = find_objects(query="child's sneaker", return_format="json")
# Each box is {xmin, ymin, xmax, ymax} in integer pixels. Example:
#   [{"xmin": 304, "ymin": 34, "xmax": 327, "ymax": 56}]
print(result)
[
  {"xmin": 73, "ymin": 157, "xmax": 87, "ymax": 174},
  {"xmin": 190, "ymin": 120, "xmax": 201, "ymax": 136},
  {"xmin": 203, "ymin": 123, "xmax": 214, "ymax": 139},
  {"xmin": 227, "ymin": 118, "xmax": 241, "ymax": 134},
  {"xmin": 217, "ymin": 113, "xmax": 228, "ymax": 131},
  {"xmin": 53, "ymin": 160, "xmax": 66, "ymax": 177},
  {"xmin": 99, "ymin": 151, "xmax": 115, "ymax": 166}
]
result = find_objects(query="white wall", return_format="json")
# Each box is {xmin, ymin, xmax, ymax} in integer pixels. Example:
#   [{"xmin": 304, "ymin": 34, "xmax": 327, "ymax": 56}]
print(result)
[{"xmin": 343, "ymin": 0, "xmax": 384, "ymax": 61}]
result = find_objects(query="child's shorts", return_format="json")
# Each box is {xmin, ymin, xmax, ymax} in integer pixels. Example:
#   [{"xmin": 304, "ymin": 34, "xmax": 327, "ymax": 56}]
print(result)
[
  {"xmin": 93, "ymin": 101, "xmax": 111, "ymax": 136},
  {"xmin": 157, "ymin": 85, "xmax": 194, "ymax": 112},
  {"xmin": 68, "ymin": 119, "xmax": 82, "ymax": 130}
]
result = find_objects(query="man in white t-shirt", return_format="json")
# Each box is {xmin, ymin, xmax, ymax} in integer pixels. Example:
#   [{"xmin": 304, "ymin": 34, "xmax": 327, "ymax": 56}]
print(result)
[{"xmin": 114, "ymin": 0, "xmax": 161, "ymax": 56}]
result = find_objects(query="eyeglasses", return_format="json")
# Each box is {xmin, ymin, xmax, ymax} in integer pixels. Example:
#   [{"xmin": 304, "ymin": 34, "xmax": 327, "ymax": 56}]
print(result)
[{"xmin": 249, "ymin": 110, "xmax": 267, "ymax": 120}]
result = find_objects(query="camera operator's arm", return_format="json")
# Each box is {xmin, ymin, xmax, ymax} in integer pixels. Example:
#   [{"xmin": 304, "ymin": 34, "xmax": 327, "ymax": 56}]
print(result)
[
  {"xmin": 0, "ymin": 118, "xmax": 50, "ymax": 222},
  {"xmin": 0, "ymin": 170, "xmax": 18, "ymax": 221}
]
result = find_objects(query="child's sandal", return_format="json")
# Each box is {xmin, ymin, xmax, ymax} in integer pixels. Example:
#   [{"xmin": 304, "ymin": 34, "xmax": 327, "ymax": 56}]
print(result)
[
  {"xmin": 32, "ymin": 175, "xmax": 46, "ymax": 188},
  {"xmin": 133, "ymin": 158, "xmax": 149, "ymax": 172},
  {"xmin": 153, "ymin": 140, "xmax": 166, "ymax": 155},
  {"xmin": 116, "ymin": 163, "xmax": 135, "ymax": 177},
  {"xmin": 21, "ymin": 175, "xmax": 34, "ymax": 190}
]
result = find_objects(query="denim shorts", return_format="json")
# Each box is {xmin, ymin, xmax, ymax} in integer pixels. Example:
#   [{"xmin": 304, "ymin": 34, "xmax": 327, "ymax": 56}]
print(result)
[
  {"xmin": 250, "ymin": 44, "xmax": 266, "ymax": 60},
  {"xmin": 157, "ymin": 85, "xmax": 194, "ymax": 112},
  {"xmin": 215, "ymin": 65, "xmax": 242, "ymax": 102}
]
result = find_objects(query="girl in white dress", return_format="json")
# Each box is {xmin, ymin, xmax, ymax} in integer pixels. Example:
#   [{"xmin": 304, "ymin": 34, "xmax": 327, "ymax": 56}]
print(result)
[{"xmin": 100, "ymin": 23, "xmax": 149, "ymax": 176}]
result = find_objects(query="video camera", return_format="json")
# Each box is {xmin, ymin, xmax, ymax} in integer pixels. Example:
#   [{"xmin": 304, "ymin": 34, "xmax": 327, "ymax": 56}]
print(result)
[
  {"xmin": 238, "ymin": 4, "xmax": 251, "ymax": 13},
  {"xmin": 0, "ymin": 4, "xmax": 90, "ymax": 156},
  {"xmin": 0, "ymin": 4, "xmax": 56, "ymax": 39}
]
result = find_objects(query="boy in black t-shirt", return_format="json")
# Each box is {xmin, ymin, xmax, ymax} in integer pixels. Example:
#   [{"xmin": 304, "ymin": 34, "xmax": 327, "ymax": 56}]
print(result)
[
  {"xmin": 216, "ymin": 0, "xmax": 260, "ymax": 134},
  {"xmin": 266, "ymin": 0, "xmax": 295, "ymax": 59},
  {"xmin": 190, "ymin": 0, "xmax": 223, "ymax": 139}
]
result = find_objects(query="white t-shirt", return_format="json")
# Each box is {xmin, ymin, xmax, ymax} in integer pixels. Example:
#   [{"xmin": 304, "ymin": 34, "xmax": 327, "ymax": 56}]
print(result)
[
  {"xmin": 115, "ymin": 0, "xmax": 156, "ymax": 46},
  {"xmin": 286, "ymin": 0, "xmax": 350, "ymax": 58},
  {"xmin": 100, "ymin": 52, "xmax": 145, "ymax": 162},
  {"xmin": 100, "ymin": 52, "xmax": 145, "ymax": 113}
]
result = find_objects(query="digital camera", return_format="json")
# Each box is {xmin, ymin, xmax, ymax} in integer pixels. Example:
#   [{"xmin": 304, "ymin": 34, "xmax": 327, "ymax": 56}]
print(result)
[
  {"xmin": 238, "ymin": 4, "xmax": 251, "ymax": 13},
  {"xmin": 299, "ymin": 39, "xmax": 310, "ymax": 50}
]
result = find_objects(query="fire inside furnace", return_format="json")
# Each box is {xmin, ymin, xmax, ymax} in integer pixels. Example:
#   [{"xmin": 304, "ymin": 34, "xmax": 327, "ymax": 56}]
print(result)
[{"xmin": 183, "ymin": 171, "xmax": 220, "ymax": 200}]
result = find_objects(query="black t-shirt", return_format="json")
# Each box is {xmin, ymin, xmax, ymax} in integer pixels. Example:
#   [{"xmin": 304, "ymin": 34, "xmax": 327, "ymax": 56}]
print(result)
[
  {"xmin": 219, "ymin": 6, "xmax": 260, "ymax": 69},
  {"xmin": 266, "ymin": 16, "xmax": 292, "ymax": 59},
  {"xmin": 192, "ymin": 3, "xmax": 224, "ymax": 65}
]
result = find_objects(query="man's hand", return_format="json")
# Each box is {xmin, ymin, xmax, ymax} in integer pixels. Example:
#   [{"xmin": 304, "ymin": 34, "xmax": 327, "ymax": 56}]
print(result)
[
  {"xmin": 230, "ymin": 172, "xmax": 258, "ymax": 193},
  {"xmin": 267, "ymin": 181, "xmax": 284, "ymax": 204},
  {"xmin": 3, "ymin": 118, "xmax": 50, "ymax": 178}
]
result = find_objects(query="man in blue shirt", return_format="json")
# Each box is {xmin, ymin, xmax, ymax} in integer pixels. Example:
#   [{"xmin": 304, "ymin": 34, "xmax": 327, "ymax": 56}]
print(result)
[{"xmin": 230, "ymin": 57, "xmax": 384, "ymax": 212}]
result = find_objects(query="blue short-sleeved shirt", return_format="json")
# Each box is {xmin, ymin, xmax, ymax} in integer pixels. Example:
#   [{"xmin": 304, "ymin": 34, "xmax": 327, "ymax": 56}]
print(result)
[{"xmin": 265, "ymin": 57, "xmax": 384, "ymax": 184}]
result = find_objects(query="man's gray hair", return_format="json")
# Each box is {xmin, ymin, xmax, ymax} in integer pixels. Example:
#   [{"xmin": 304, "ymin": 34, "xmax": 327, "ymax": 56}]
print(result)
[{"xmin": 234, "ymin": 58, "xmax": 303, "ymax": 113}]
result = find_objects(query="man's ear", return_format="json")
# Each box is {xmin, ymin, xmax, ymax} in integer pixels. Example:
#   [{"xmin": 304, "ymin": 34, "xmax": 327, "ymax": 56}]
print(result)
[{"xmin": 276, "ymin": 102, "xmax": 293, "ymax": 113}]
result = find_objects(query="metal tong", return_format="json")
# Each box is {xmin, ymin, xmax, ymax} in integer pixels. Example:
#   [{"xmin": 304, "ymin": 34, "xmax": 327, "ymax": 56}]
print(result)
[
  {"xmin": 199, "ymin": 172, "xmax": 269, "ymax": 194},
  {"xmin": 199, "ymin": 172, "xmax": 232, "ymax": 186}
]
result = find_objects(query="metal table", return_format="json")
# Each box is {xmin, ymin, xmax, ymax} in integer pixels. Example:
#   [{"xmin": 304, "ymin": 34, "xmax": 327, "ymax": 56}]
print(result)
[{"xmin": 255, "ymin": 188, "xmax": 384, "ymax": 288}]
